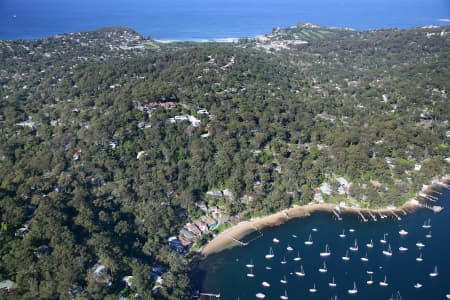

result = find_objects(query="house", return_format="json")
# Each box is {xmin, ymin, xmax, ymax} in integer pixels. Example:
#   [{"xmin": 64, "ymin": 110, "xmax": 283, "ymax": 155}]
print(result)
[
  {"xmin": 0, "ymin": 280, "xmax": 17, "ymax": 293},
  {"xmin": 185, "ymin": 223, "xmax": 201, "ymax": 236},
  {"xmin": 193, "ymin": 220, "xmax": 209, "ymax": 233},
  {"xmin": 178, "ymin": 235, "xmax": 192, "ymax": 247},
  {"xmin": 319, "ymin": 183, "xmax": 332, "ymax": 195},
  {"xmin": 194, "ymin": 201, "xmax": 208, "ymax": 213},
  {"xmin": 188, "ymin": 115, "xmax": 201, "ymax": 127},
  {"xmin": 179, "ymin": 228, "xmax": 196, "ymax": 240},
  {"xmin": 200, "ymin": 216, "xmax": 218, "ymax": 229}
]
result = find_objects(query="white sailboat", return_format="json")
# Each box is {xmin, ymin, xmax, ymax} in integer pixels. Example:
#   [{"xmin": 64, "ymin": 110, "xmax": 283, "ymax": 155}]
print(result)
[
  {"xmin": 429, "ymin": 266, "xmax": 438, "ymax": 277},
  {"xmin": 265, "ymin": 247, "xmax": 275, "ymax": 259},
  {"xmin": 366, "ymin": 270, "xmax": 374, "ymax": 275},
  {"xmin": 318, "ymin": 261, "xmax": 328, "ymax": 273},
  {"xmin": 416, "ymin": 241, "xmax": 425, "ymax": 248},
  {"xmin": 320, "ymin": 244, "xmax": 331, "ymax": 257},
  {"xmin": 265, "ymin": 266, "xmax": 272, "ymax": 270},
  {"xmin": 286, "ymin": 244, "xmax": 294, "ymax": 251},
  {"xmin": 366, "ymin": 239, "xmax": 374, "ymax": 248},
  {"xmin": 293, "ymin": 250, "xmax": 301, "ymax": 261},
  {"xmin": 246, "ymin": 259, "xmax": 254, "ymax": 268},
  {"xmin": 262, "ymin": 281, "xmax": 270, "ymax": 287},
  {"xmin": 280, "ymin": 290, "xmax": 288, "ymax": 300},
  {"xmin": 312, "ymin": 228, "xmax": 318, "ymax": 232},
  {"xmin": 304, "ymin": 234, "xmax": 313, "ymax": 245},
  {"xmin": 422, "ymin": 218, "xmax": 431, "ymax": 229},
  {"xmin": 309, "ymin": 283, "xmax": 317, "ymax": 293},
  {"xmin": 380, "ymin": 233, "xmax": 388, "ymax": 244},
  {"xmin": 295, "ymin": 265, "xmax": 305, "ymax": 277},
  {"xmin": 349, "ymin": 228, "xmax": 355, "ymax": 233},
  {"xmin": 360, "ymin": 252, "xmax": 369, "ymax": 262},
  {"xmin": 349, "ymin": 239, "xmax": 359, "ymax": 252},
  {"xmin": 339, "ymin": 229, "xmax": 346, "ymax": 238},
  {"xmin": 280, "ymin": 275, "xmax": 287, "ymax": 284},
  {"xmin": 382, "ymin": 244, "xmax": 393, "ymax": 256},
  {"xmin": 414, "ymin": 283, "xmax": 423, "ymax": 289},
  {"xmin": 273, "ymin": 238, "xmax": 280, "ymax": 243},
  {"xmin": 247, "ymin": 267, "xmax": 255, "ymax": 278},
  {"xmin": 342, "ymin": 250, "xmax": 350, "ymax": 261},
  {"xmin": 367, "ymin": 275, "xmax": 374, "ymax": 285},
  {"xmin": 379, "ymin": 275, "xmax": 389, "ymax": 287},
  {"xmin": 399, "ymin": 229, "xmax": 408, "ymax": 236},
  {"xmin": 425, "ymin": 231, "xmax": 432, "ymax": 238},
  {"xmin": 399, "ymin": 246, "xmax": 408, "ymax": 252},
  {"xmin": 328, "ymin": 276, "xmax": 337, "ymax": 287},
  {"xmin": 348, "ymin": 282, "xmax": 358, "ymax": 294},
  {"xmin": 256, "ymin": 292, "xmax": 266, "ymax": 299},
  {"xmin": 416, "ymin": 253, "xmax": 423, "ymax": 262},
  {"xmin": 281, "ymin": 256, "xmax": 287, "ymax": 264}
]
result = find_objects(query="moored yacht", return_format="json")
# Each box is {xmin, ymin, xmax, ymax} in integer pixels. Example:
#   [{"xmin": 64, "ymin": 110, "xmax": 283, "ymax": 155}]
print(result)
[
  {"xmin": 425, "ymin": 231, "xmax": 432, "ymax": 238},
  {"xmin": 399, "ymin": 246, "xmax": 408, "ymax": 252},
  {"xmin": 304, "ymin": 234, "xmax": 313, "ymax": 245},
  {"xmin": 349, "ymin": 239, "xmax": 359, "ymax": 252},
  {"xmin": 295, "ymin": 265, "xmax": 305, "ymax": 277},
  {"xmin": 416, "ymin": 241, "xmax": 425, "ymax": 248},
  {"xmin": 422, "ymin": 218, "xmax": 431, "ymax": 229},
  {"xmin": 379, "ymin": 275, "xmax": 388, "ymax": 287},
  {"xmin": 246, "ymin": 259, "xmax": 254, "ymax": 268},
  {"xmin": 399, "ymin": 229, "xmax": 408, "ymax": 236},
  {"xmin": 280, "ymin": 290, "xmax": 288, "ymax": 300},
  {"xmin": 312, "ymin": 228, "xmax": 318, "ymax": 232},
  {"xmin": 348, "ymin": 282, "xmax": 358, "ymax": 294},
  {"xmin": 367, "ymin": 275, "xmax": 374, "ymax": 285},
  {"xmin": 380, "ymin": 233, "xmax": 388, "ymax": 244},
  {"xmin": 328, "ymin": 276, "xmax": 337, "ymax": 287},
  {"xmin": 247, "ymin": 267, "xmax": 255, "ymax": 278},
  {"xmin": 429, "ymin": 266, "xmax": 438, "ymax": 277},
  {"xmin": 286, "ymin": 244, "xmax": 293, "ymax": 251},
  {"xmin": 256, "ymin": 292, "xmax": 266, "ymax": 299},
  {"xmin": 281, "ymin": 256, "xmax": 287, "ymax": 264},
  {"xmin": 349, "ymin": 228, "xmax": 355, "ymax": 233},
  {"xmin": 262, "ymin": 281, "xmax": 270, "ymax": 287},
  {"xmin": 319, "ymin": 261, "xmax": 328, "ymax": 273},
  {"xmin": 339, "ymin": 229, "xmax": 346, "ymax": 238},
  {"xmin": 293, "ymin": 250, "xmax": 301, "ymax": 261},
  {"xmin": 342, "ymin": 250, "xmax": 350, "ymax": 261},
  {"xmin": 280, "ymin": 275, "xmax": 287, "ymax": 284},
  {"xmin": 414, "ymin": 283, "xmax": 423, "ymax": 289},
  {"xmin": 265, "ymin": 247, "xmax": 275, "ymax": 259},
  {"xmin": 320, "ymin": 244, "xmax": 331, "ymax": 257},
  {"xmin": 382, "ymin": 244, "xmax": 393, "ymax": 256},
  {"xmin": 361, "ymin": 252, "xmax": 369, "ymax": 262},
  {"xmin": 309, "ymin": 283, "xmax": 317, "ymax": 293},
  {"xmin": 416, "ymin": 253, "xmax": 423, "ymax": 262},
  {"xmin": 366, "ymin": 239, "xmax": 374, "ymax": 248},
  {"xmin": 273, "ymin": 238, "xmax": 280, "ymax": 243}
]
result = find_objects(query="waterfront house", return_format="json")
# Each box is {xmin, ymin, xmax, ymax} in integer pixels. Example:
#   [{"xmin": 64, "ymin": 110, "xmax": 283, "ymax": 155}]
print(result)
[{"xmin": 0, "ymin": 280, "xmax": 17, "ymax": 293}]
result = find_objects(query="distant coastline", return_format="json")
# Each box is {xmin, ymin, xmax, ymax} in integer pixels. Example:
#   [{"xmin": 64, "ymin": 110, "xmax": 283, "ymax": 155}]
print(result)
[{"xmin": 200, "ymin": 175, "xmax": 449, "ymax": 257}]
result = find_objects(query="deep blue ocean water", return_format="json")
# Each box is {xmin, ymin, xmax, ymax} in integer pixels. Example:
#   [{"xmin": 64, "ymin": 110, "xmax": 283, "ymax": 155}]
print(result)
[
  {"xmin": 0, "ymin": 0, "xmax": 449, "ymax": 41},
  {"xmin": 195, "ymin": 188, "xmax": 450, "ymax": 299}
]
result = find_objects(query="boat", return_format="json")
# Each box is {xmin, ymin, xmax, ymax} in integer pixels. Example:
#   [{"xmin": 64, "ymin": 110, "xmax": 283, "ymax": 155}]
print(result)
[
  {"xmin": 304, "ymin": 234, "xmax": 313, "ymax": 245},
  {"xmin": 342, "ymin": 250, "xmax": 350, "ymax": 261},
  {"xmin": 399, "ymin": 229, "xmax": 408, "ymax": 236},
  {"xmin": 318, "ymin": 261, "xmax": 328, "ymax": 273},
  {"xmin": 366, "ymin": 270, "xmax": 374, "ymax": 275},
  {"xmin": 309, "ymin": 283, "xmax": 317, "ymax": 293},
  {"xmin": 293, "ymin": 250, "xmax": 301, "ymax": 261},
  {"xmin": 265, "ymin": 266, "xmax": 272, "ymax": 270},
  {"xmin": 256, "ymin": 292, "xmax": 266, "ymax": 299},
  {"xmin": 446, "ymin": 294, "xmax": 450, "ymax": 299},
  {"xmin": 281, "ymin": 256, "xmax": 287, "ymax": 264},
  {"xmin": 339, "ymin": 229, "xmax": 346, "ymax": 238},
  {"xmin": 292, "ymin": 234, "xmax": 297, "ymax": 238},
  {"xmin": 380, "ymin": 233, "xmax": 388, "ymax": 244},
  {"xmin": 320, "ymin": 244, "xmax": 331, "ymax": 257},
  {"xmin": 361, "ymin": 252, "xmax": 369, "ymax": 262},
  {"xmin": 422, "ymin": 218, "xmax": 431, "ymax": 229},
  {"xmin": 349, "ymin": 239, "xmax": 359, "ymax": 252},
  {"xmin": 398, "ymin": 246, "xmax": 408, "ymax": 252},
  {"xmin": 379, "ymin": 275, "xmax": 389, "ymax": 287},
  {"xmin": 273, "ymin": 238, "xmax": 280, "ymax": 243},
  {"xmin": 366, "ymin": 239, "xmax": 374, "ymax": 248},
  {"xmin": 286, "ymin": 244, "xmax": 294, "ymax": 251},
  {"xmin": 312, "ymin": 228, "xmax": 318, "ymax": 232},
  {"xmin": 280, "ymin": 290, "xmax": 288, "ymax": 300},
  {"xmin": 416, "ymin": 241, "xmax": 425, "ymax": 248},
  {"xmin": 295, "ymin": 265, "xmax": 305, "ymax": 276},
  {"xmin": 247, "ymin": 267, "xmax": 255, "ymax": 278},
  {"xmin": 416, "ymin": 253, "xmax": 423, "ymax": 262},
  {"xmin": 367, "ymin": 275, "xmax": 374, "ymax": 285},
  {"xmin": 348, "ymin": 282, "xmax": 358, "ymax": 294},
  {"xmin": 349, "ymin": 228, "xmax": 355, "ymax": 233},
  {"xmin": 280, "ymin": 275, "xmax": 287, "ymax": 284},
  {"xmin": 246, "ymin": 259, "xmax": 254, "ymax": 268},
  {"xmin": 328, "ymin": 276, "xmax": 337, "ymax": 287},
  {"xmin": 262, "ymin": 281, "xmax": 270, "ymax": 287},
  {"xmin": 425, "ymin": 231, "xmax": 432, "ymax": 238},
  {"xmin": 382, "ymin": 244, "xmax": 393, "ymax": 256},
  {"xmin": 429, "ymin": 266, "xmax": 438, "ymax": 277},
  {"xmin": 414, "ymin": 283, "xmax": 423, "ymax": 289},
  {"xmin": 265, "ymin": 247, "xmax": 275, "ymax": 259}
]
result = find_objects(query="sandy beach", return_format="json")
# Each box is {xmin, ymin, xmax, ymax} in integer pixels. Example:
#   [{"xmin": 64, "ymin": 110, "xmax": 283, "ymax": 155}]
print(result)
[{"xmin": 201, "ymin": 175, "xmax": 449, "ymax": 257}]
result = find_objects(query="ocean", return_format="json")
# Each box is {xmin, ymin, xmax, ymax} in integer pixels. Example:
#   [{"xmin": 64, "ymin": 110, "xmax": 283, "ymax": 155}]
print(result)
[
  {"xmin": 194, "ymin": 188, "xmax": 450, "ymax": 299},
  {"xmin": 0, "ymin": 0, "xmax": 449, "ymax": 41}
]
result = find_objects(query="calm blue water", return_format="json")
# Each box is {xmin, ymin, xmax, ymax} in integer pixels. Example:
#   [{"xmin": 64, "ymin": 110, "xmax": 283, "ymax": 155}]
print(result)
[
  {"xmin": 195, "ymin": 188, "xmax": 450, "ymax": 299},
  {"xmin": 0, "ymin": 0, "xmax": 449, "ymax": 40}
]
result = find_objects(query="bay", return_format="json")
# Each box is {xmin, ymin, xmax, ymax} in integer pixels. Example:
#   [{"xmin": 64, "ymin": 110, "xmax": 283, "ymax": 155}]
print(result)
[
  {"xmin": 194, "ymin": 188, "xmax": 450, "ymax": 299},
  {"xmin": 0, "ymin": 0, "xmax": 449, "ymax": 40}
]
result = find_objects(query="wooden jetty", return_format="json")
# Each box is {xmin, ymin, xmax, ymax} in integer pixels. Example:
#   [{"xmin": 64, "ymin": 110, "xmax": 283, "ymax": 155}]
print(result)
[
  {"xmin": 357, "ymin": 210, "xmax": 368, "ymax": 222},
  {"xmin": 390, "ymin": 210, "xmax": 402, "ymax": 221},
  {"xmin": 332, "ymin": 209, "xmax": 342, "ymax": 220}
]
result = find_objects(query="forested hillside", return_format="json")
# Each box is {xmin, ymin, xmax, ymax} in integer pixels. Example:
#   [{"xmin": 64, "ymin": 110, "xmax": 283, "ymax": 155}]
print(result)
[{"xmin": 0, "ymin": 25, "xmax": 449, "ymax": 299}]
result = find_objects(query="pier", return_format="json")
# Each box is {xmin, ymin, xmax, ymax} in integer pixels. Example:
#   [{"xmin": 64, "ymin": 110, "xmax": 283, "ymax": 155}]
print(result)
[
  {"xmin": 332, "ymin": 209, "xmax": 342, "ymax": 220},
  {"xmin": 357, "ymin": 210, "xmax": 368, "ymax": 222},
  {"xmin": 229, "ymin": 236, "xmax": 248, "ymax": 246},
  {"xmin": 200, "ymin": 293, "xmax": 221, "ymax": 298},
  {"xmin": 368, "ymin": 211, "xmax": 377, "ymax": 221},
  {"xmin": 390, "ymin": 210, "xmax": 402, "ymax": 221}
]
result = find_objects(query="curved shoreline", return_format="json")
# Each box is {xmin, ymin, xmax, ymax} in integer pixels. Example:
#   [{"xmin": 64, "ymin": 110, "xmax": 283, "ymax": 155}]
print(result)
[{"xmin": 200, "ymin": 176, "xmax": 449, "ymax": 257}]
